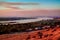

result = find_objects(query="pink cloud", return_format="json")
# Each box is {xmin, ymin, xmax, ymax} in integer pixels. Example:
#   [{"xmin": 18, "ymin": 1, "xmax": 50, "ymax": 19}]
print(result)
[{"xmin": 0, "ymin": 9, "xmax": 60, "ymax": 17}]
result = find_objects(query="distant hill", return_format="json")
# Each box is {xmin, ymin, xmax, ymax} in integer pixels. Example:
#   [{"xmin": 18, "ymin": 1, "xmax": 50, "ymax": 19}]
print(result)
[{"xmin": 0, "ymin": 17, "xmax": 36, "ymax": 21}]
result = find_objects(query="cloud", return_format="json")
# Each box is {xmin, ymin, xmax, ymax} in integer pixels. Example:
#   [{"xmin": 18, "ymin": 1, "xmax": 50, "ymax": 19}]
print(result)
[
  {"xmin": 0, "ymin": 2, "xmax": 39, "ymax": 5},
  {"xmin": 0, "ymin": 9, "xmax": 60, "ymax": 17}
]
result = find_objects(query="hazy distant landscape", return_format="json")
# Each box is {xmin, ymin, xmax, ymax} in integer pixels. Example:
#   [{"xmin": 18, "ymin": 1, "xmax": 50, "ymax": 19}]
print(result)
[
  {"xmin": 0, "ymin": 17, "xmax": 37, "ymax": 21},
  {"xmin": 0, "ymin": 0, "xmax": 60, "ymax": 40},
  {"xmin": 0, "ymin": 16, "xmax": 60, "ymax": 21}
]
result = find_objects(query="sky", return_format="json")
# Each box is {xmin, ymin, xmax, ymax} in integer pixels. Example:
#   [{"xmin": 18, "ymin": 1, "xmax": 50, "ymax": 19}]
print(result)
[
  {"xmin": 0, "ymin": 0, "xmax": 60, "ymax": 17},
  {"xmin": 0, "ymin": 0, "xmax": 60, "ymax": 10}
]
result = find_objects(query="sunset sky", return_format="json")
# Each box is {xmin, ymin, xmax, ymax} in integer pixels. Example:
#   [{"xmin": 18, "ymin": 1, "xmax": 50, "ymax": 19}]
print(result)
[{"xmin": 0, "ymin": 0, "xmax": 60, "ymax": 17}]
